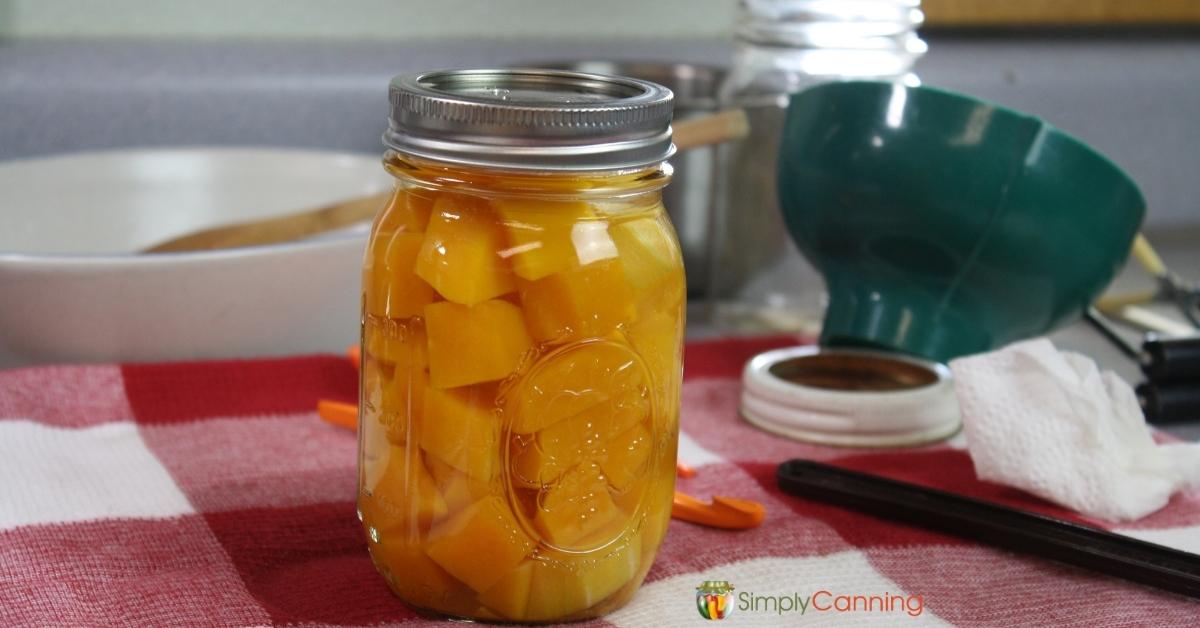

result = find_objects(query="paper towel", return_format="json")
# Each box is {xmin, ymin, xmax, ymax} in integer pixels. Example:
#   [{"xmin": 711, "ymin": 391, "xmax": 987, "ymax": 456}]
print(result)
[{"xmin": 950, "ymin": 337, "xmax": 1200, "ymax": 522}]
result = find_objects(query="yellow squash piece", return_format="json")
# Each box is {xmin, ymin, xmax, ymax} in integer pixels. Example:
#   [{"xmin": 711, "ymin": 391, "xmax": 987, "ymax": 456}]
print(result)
[
  {"xmin": 608, "ymin": 213, "xmax": 685, "ymax": 314},
  {"xmin": 416, "ymin": 195, "xmax": 516, "ymax": 305},
  {"xmin": 508, "ymin": 340, "xmax": 648, "ymax": 434},
  {"xmin": 424, "ymin": 300, "xmax": 533, "ymax": 389},
  {"xmin": 425, "ymin": 454, "xmax": 493, "ymax": 514},
  {"xmin": 368, "ymin": 538, "xmax": 475, "ymax": 617},
  {"xmin": 365, "ymin": 317, "xmax": 428, "ymax": 368},
  {"xmin": 365, "ymin": 231, "xmax": 437, "ymax": 319},
  {"xmin": 523, "ymin": 534, "xmax": 643, "ymax": 621},
  {"xmin": 358, "ymin": 365, "xmax": 392, "ymax": 493},
  {"xmin": 518, "ymin": 259, "xmax": 637, "ymax": 343},
  {"xmin": 624, "ymin": 311, "xmax": 681, "ymax": 380},
  {"xmin": 361, "ymin": 444, "xmax": 447, "ymax": 535},
  {"xmin": 534, "ymin": 461, "xmax": 620, "ymax": 548},
  {"xmin": 495, "ymin": 199, "xmax": 596, "ymax": 281},
  {"xmin": 420, "ymin": 383, "xmax": 499, "ymax": 481},
  {"xmin": 600, "ymin": 422, "xmax": 653, "ymax": 492},
  {"xmin": 425, "ymin": 496, "xmax": 533, "ymax": 593},
  {"xmin": 375, "ymin": 187, "xmax": 435, "ymax": 234},
  {"xmin": 624, "ymin": 310, "xmax": 683, "ymax": 415},
  {"xmin": 511, "ymin": 388, "xmax": 650, "ymax": 487},
  {"xmin": 360, "ymin": 353, "xmax": 389, "ymax": 421},
  {"xmin": 379, "ymin": 366, "xmax": 427, "ymax": 445},
  {"xmin": 477, "ymin": 560, "xmax": 533, "ymax": 620}
]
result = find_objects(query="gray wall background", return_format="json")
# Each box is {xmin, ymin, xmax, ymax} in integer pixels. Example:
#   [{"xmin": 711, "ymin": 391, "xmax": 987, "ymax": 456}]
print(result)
[{"xmin": 0, "ymin": 1, "xmax": 1197, "ymax": 227}]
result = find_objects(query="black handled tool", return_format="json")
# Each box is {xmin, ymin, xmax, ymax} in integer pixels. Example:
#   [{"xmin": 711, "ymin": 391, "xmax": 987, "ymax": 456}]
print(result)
[
  {"xmin": 1138, "ymin": 381, "xmax": 1200, "ymax": 424},
  {"xmin": 1142, "ymin": 335, "xmax": 1200, "ymax": 383},
  {"xmin": 777, "ymin": 459, "xmax": 1200, "ymax": 600}
]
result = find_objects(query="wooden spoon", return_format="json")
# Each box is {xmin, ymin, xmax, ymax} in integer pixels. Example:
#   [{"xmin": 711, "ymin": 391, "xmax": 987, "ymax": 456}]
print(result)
[{"xmin": 142, "ymin": 109, "xmax": 749, "ymax": 254}]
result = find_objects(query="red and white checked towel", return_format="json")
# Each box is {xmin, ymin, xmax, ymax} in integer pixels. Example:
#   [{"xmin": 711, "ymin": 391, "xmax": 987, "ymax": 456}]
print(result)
[{"xmin": 2, "ymin": 336, "xmax": 1198, "ymax": 626}]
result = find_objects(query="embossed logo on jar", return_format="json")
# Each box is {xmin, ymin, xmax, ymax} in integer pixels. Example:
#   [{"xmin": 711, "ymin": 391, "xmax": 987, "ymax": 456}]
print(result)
[{"xmin": 502, "ymin": 339, "xmax": 658, "ymax": 552}]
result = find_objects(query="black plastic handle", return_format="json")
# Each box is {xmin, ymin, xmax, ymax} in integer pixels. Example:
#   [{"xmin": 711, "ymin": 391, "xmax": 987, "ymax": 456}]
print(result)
[
  {"xmin": 777, "ymin": 459, "xmax": 1200, "ymax": 599},
  {"xmin": 1142, "ymin": 336, "xmax": 1200, "ymax": 383},
  {"xmin": 1138, "ymin": 381, "xmax": 1200, "ymax": 424}
]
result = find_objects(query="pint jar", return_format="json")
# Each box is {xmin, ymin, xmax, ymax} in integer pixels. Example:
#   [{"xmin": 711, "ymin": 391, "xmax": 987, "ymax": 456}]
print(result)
[{"xmin": 357, "ymin": 69, "xmax": 685, "ymax": 622}]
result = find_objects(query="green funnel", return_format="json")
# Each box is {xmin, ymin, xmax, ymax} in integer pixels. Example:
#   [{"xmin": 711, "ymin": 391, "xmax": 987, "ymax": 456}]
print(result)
[{"xmin": 777, "ymin": 81, "xmax": 1146, "ymax": 363}]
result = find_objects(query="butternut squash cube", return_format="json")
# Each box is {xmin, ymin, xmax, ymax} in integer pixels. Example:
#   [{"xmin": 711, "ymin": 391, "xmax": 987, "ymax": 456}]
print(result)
[
  {"xmin": 477, "ymin": 560, "xmax": 533, "ymax": 620},
  {"xmin": 420, "ymin": 383, "xmax": 499, "ymax": 482},
  {"xmin": 518, "ymin": 259, "xmax": 636, "ymax": 343},
  {"xmin": 374, "ymin": 187, "xmax": 434, "ymax": 234},
  {"xmin": 608, "ymin": 213, "xmax": 684, "ymax": 313},
  {"xmin": 416, "ymin": 195, "xmax": 516, "ymax": 305},
  {"xmin": 511, "ymin": 388, "xmax": 649, "ymax": 487},
  {"xmin": 534, "ymin": 461, "xmax": 619, "ymax": 548},
  {"xmin": 365, "ymin": 317, "xmax": 428, "ymax": 368},
  {"xmin": 360, "ymin": 444, "xmax": 447, "ymax": 535},
  {"xmin": 368, "ymin": 538, "xmax": 474, "ymax": 617},
  {"xmin": 425, "ymin": 496, "xmax": 533, "ymax": 592},
  {"xmin": 424, "ymin": 300, "xmax": 533, "ymax": 389},
  {"xmin": 508, "ymin": 340, "xmax": 647, "ymax": 434},
  {"xmin": 625, "ymin": 310, "xmax": 683, "ymax": 417},
  {"xmin": 495, "ymin": 199, "xmax": 597, "ymax": 281},
  {"xmin": 523, "ymin": 534, "xmax": 642, "ymax": 621},
  {"xmin": 600, "ymin": 422, "xmax": 653, "ymax": 492},
  {"xmin": 365, "ymin": 232, "xmax": 437, "ymax": 319},
  {"xmin": 378, "ymin": 366, "xmax": 427, "ymax": 445},
  {"xmin": 425, "ymin": 454, "xmax": 493, "ymax": 514},
  {"xmin": 358, "ymin": 371, "xmax": 391, "ymax": 493}
]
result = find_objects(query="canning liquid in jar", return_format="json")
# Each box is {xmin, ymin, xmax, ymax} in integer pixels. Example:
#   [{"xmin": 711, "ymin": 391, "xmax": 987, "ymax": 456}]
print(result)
[{"xmin": 357, "ymin": 70, "xmax": 684, "ymax": 623}]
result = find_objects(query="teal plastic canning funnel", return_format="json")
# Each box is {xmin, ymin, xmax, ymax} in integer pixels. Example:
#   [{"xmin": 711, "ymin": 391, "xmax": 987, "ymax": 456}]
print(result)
[{"xmin": 777, "ymin": 81, "xmax": 1146, "ymax": 363}]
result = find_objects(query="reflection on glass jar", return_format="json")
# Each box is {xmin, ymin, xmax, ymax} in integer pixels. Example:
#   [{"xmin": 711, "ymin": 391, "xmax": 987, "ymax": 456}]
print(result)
[{"xmin": 707, "ymin": 0, "xmax": 926, "ymax": 334}]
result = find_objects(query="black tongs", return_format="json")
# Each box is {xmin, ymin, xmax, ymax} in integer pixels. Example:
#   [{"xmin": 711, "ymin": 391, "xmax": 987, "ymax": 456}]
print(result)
[{"xmin": 777, "ymin": 459, "xmax": 1200, "ymax": 600}]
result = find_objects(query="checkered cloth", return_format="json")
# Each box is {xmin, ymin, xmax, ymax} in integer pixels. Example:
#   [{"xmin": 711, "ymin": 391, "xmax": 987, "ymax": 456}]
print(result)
[{"xmin": 2, "ymin": 336, "xmax": 1198, "ymax": 626}]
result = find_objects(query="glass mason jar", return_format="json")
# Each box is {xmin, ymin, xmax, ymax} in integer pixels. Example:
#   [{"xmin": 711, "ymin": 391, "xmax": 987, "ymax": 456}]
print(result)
[
  {"xmin": 358, "ymin": 70, "xmax": 684, "ymax": 623},
  {"xmin": 707, "ymin": 0, "xmax": 926, "ymax": 334}
]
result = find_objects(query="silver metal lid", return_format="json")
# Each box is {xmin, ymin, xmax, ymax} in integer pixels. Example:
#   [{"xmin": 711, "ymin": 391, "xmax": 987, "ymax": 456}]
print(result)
[{"xmin": 385, "ymin": 69, "xmax": 675, "ymax": 171}]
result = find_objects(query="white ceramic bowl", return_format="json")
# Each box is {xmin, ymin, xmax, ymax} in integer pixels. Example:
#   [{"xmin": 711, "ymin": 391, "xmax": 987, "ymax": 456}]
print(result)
[{"xmin": 0, "ymin": 148, "xmax": 393, "ymax": 368}]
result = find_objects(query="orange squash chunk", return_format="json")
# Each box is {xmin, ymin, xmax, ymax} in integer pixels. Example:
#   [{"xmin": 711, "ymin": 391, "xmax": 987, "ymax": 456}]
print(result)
[
  {"xmin": 360, "ymin": 444, "xmax": 447, "ymax": 535},
  {"xmin": 365, "ymin": 232, "xmax": 437, "ymax": 319},
  {"xmin": 374, "ymin": 186, "xmax": 435, "ymax": 234},
  {"xmin": 625, "ymin": 310, "xmax": 681, "ymax": 376},
  {"xmin": 534, "ymin": 461, "xmax": 619, "ymax": 548},
  {"xmin": 368, "ymin": 538, "xmax": 474, "ymax": 616},
  {"xmin": 512, "ymin": 388, "xmax": 650, "ymax": 487},
  {"xmin": 358, "ymin": 376, "xmax": 392, "ymax": 493},
  {"xmin": 518, "ymin": 259, "xmax": 636, "ymax": 343},
  {"xmin": 425, "ymin": 455, "xmax": 493, "ymax": 514},
  {"xmin": 495, "ymin": 199, "xmax": 599, "ymax": 281},
  {"xmin": 420, "ymin": 383, "xmax": 499, "ymax": 482},
  {"xmin": 523, "ymin": 534, "xmax": 642, "ymax": 621},
  {"xmin": 625, "ymin": 310, "xmax": 683, "ymax": 419},
  {"xmin": 360, "ymin": 352, "xmax": 389, "ymax": 419},
  {"xmin": 477, "ymin": 560, "xmax": 533, "ymax": 620},
  {"xmin": 424, "ymin": 299, "xmax": 532, "ymax": 389},
  {"xmin": 425, "ymin": 496, "xmax": 533, "ymax": 592},
  {"xmin": 416, "ymin": 195, "xmax": 516, "ymax": 305},
  {"xmin": 608, "ymin": 212, "xmax": 684, "ymax": 313},
  {"xmin": 378, "ymin": 366, "xmax": 427, "ymax": 445},
  {"xmin": 508, "ymin": 340, "xmax": 648, "ymax": 434},
  {"xmin": 600, "ymin": 422, "xmax": 653, "ymax": 492},
  {"xmin": 365, "ymin": 316, "xmax": 428, "ymax": 369}
]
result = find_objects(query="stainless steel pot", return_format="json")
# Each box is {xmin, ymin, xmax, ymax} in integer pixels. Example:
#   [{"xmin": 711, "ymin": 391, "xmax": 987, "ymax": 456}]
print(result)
[{"xmin": 522, "ymin": 61, "xmax": 723, "ymax": 296}]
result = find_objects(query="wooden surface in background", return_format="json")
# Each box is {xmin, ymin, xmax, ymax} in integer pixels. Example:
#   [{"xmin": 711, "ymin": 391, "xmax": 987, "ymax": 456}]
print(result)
[{"xmin": 923, "ymin": 0, "xmax": 1200, "ymax": 26}]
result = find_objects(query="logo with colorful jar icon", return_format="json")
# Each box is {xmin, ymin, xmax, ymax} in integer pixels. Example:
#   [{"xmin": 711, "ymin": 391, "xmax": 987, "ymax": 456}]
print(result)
[{"xmin": 696, "ymin": 580, "xmax": 735, "ymax": 620}]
